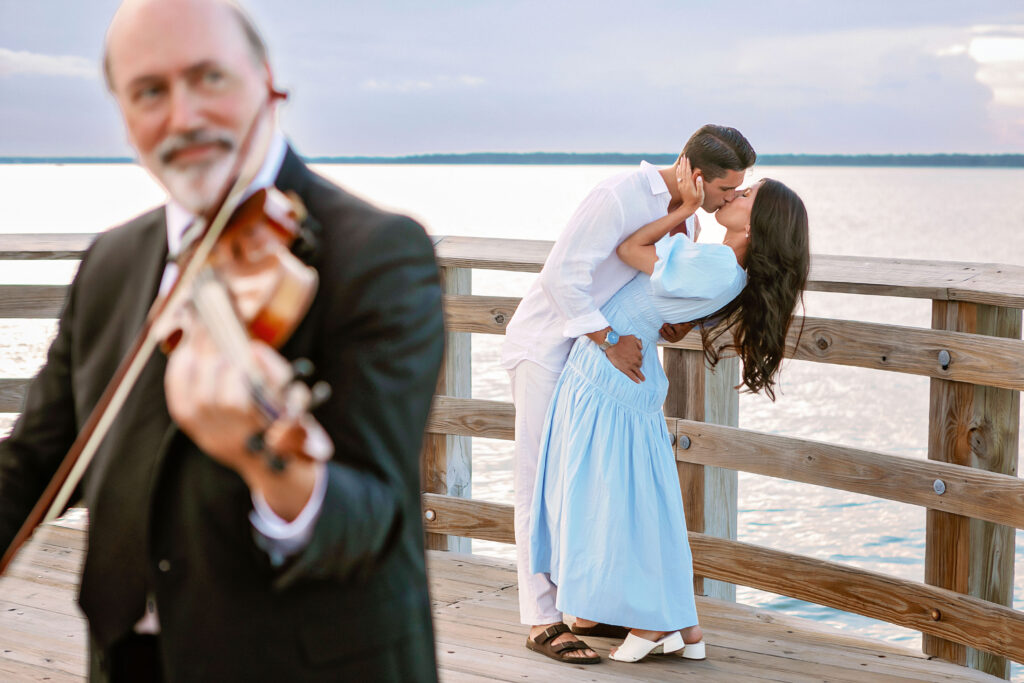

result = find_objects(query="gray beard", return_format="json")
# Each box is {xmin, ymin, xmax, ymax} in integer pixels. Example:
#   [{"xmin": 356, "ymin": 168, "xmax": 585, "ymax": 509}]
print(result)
[{"xmin": 158, "ymin": 153, "xmax": 236, "ymax": 214}]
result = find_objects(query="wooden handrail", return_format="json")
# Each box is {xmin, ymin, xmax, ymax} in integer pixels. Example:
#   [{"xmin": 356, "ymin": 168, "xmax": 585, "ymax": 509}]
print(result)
[
  {"xmin": 0, "ymin": 285, "xmax": 67, "ymax": 319},
  {"xmin": 3, "ymin": 233, "xmax": 1024, "ymax": 307},
  {"xmin": 0, "ymin": 233, "xmax": 95, "ymax": 260}
]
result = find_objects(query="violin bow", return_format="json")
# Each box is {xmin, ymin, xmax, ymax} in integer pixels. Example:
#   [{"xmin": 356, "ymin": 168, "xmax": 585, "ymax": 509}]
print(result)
[{"xmin": 0, "ymin": 88, "xmax": 286, "ymax": 575}]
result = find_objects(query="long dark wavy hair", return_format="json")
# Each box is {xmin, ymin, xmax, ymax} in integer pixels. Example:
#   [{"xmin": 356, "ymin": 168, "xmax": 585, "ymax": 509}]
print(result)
[{"xmin": 696, "ymin": 179, "xmax": 810, "ymax": 401}]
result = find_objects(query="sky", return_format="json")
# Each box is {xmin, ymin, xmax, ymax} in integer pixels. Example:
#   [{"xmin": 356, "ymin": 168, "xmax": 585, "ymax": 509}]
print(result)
[{"xmin": 1, "ymin": 1, "xmax": 1023, "ymax": 157}]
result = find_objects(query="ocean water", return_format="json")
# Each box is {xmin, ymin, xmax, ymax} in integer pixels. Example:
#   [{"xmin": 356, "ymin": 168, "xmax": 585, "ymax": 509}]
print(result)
[{"xmin": 1, "ymin": 163, "xmax": 1023, "ymax": 674}]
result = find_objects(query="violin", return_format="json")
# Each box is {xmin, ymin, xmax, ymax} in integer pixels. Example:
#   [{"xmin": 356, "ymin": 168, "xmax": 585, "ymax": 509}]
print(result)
[
  {"xmin": 0, "ymin": 87, "xmax": 329, "ymax": 574},
  {"xmin": 160, "ymin": 183, "xmax": 332, "ymax": 472}
]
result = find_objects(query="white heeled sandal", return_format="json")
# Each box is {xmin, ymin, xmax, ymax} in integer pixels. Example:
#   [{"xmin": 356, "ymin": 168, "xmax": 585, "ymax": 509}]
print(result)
[
  {"xmin": 608, "ymin": 631, "xmax": 683, "ymax": 662},
  {"xmin": 680, "ymin": 639, "xmax": 706, "ymax": 660}
]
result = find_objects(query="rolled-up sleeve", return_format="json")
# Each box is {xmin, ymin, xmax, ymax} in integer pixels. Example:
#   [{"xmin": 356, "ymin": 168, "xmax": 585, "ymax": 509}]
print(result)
[{"xmin": 538, "ymin": 188, "xmax": 626, "ymax": 339}]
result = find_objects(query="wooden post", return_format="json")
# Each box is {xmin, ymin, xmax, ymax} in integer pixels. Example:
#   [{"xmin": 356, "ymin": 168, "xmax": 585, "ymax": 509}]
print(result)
[
  {"xmin": 664, "ymin": 347, "xmax": 739, "ymax": 601},
  {"xmin": 421, "ymin": 267, "xmax": 472, "ymax": 553},
  {"xmin": 924, "ymin": 301, "xmax": 1020, "ymax": 679}
]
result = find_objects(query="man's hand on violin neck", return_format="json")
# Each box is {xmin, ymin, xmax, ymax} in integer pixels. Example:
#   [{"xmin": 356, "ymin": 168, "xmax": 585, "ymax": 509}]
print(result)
[{"xmin": 164, "ymin": 332, "xmax": 325, "ymax": 521}]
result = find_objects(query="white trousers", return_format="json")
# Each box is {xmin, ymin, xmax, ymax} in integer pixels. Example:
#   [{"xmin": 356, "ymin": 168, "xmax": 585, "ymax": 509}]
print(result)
[{"xmin": 508, "ymin": 360, "xmax": 563, "ymax": 625}]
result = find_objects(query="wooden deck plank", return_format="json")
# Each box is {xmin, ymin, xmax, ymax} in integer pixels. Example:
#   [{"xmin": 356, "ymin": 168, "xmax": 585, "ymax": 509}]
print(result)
[{"xmin": 0, "ymin": 521, "xmax": 1005, "ymax": 682}]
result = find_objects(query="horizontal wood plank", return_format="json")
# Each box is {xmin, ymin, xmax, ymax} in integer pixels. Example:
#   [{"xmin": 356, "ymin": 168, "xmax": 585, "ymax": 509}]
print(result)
[
  {"xmin": 427, "ymin": 396, "xmax": 515, "ymax": 440},
  {"xmin": 433, "ymin": 235, "xmax": 552, "ymax": 273},
  {"xmin": 6, "ymin": 289, "xmax": 1020, "ymax": 390},
  {"xmin": 442, "ymin": 295, "xmax": 518, "ymax": 334},
  {"xmin": 0, "ymin": 233, "xmax": 94, "ymax": 260},
  {"xmin": 422, "ymin": 492, "xmax": 514, "ymax": 544},
  {"xmin": 785, "ymin": 316, "xmax": 1024, "ymax": 390},
  {"xmin": 0, "ymin": 285, "xmax": 67, "ymax": 319},
  {"xmin": 0, "ymin": 378, "xmax": 30, "ymax": 413},
  {"xmin": 688, "ymin": 532, "xmax": 1024, "ymax": 666},
  {"xmin": 441, "ymin": 293, "xmax": 1024, "ymax": 389},
  {"xmin": 426, "ymin": 396, "xmax": 1024, "ymax": 527},
  {"xmin": 673, "ymin": 420, "xmax": 1024, "ymax": 530}
]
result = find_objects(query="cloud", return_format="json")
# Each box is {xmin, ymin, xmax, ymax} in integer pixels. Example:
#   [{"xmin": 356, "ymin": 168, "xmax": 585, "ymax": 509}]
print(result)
[
  {"xmin": 968, "ymin": 31, "xmax": 1024, "ymax": 108},
  {"xmin": 0, "ymin": 48, "xmax": 96, "ymax": 79},
  {"xmin": 360, "ymin": 74, "xmax": 485, "ymax": 93}
]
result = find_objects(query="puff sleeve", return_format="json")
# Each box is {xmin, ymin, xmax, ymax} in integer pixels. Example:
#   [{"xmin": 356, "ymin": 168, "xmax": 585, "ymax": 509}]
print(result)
[{"xmin": 650, "ymin": 234, "xmax": 746, "ymax": 300}]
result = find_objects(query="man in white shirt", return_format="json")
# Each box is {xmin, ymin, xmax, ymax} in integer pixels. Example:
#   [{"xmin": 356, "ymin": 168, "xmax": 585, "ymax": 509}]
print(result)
[{"xmin": 502, "ymin": 124, "xmax": 756, "ymax": 663}]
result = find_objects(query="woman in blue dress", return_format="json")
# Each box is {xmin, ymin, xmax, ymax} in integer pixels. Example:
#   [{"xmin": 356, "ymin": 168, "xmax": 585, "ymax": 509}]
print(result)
[{"xmin": 530, "ymin": 159, "xmax": 810, "ymax": 663}]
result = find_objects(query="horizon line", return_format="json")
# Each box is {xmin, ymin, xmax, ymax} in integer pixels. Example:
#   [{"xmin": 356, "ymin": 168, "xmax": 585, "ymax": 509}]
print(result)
[{"xmin": 2, "ymin": 151, "xmax": 1023, "ymax": 167}]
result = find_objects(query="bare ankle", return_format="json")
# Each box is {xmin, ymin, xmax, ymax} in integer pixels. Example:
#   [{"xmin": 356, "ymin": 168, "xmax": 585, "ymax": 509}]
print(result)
[{"xmin": 681, "ymin": 625, "xmax": 703, "ymax": 643}]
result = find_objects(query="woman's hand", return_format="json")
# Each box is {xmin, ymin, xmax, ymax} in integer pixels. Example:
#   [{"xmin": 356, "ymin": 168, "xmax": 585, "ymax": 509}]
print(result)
[
  {"xmin": 676, "ymin": 155, "xmax": 704, "ymax": 211},
  {"xmin": 659, "ymin": 321, "xmax": 695, "ymax": 343}
]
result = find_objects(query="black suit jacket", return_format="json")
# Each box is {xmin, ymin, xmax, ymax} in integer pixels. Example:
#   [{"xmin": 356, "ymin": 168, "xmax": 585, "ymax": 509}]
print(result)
[{"xmin": 0, "ymin": 149, "xmax": 444, "ymax": 682}]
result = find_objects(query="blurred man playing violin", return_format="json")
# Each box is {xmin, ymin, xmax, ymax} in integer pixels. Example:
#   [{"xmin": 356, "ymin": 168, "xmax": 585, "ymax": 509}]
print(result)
[{"xmin": 0, "ymin": 1, "xmax": 444, "ymax": 681}]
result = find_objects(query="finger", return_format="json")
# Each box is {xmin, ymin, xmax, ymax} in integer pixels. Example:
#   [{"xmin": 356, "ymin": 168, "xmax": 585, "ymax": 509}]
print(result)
[
  {"xmin": 219, "ymin": 358, "xmax": 254, "ymax": 416},
  {"xmin": 636, "ymin": 369, "xmax": 646, "ymax": 382},
  {"xmin": 249, "ymin": 340, "xmax": 293, "ymax": 393},
  {"xmin": 164, "ymin": 348, "xmax": 196, "ymax": 423}
]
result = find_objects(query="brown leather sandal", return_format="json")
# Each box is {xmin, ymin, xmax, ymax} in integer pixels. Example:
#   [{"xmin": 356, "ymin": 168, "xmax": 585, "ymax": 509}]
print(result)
[
  {"xmin": 525, "ymin": 623, "xmax": 601, "ymax": 664},
  {"xmin": 569, "ymin": 621, "xmax": 630, "ymax": 639}
]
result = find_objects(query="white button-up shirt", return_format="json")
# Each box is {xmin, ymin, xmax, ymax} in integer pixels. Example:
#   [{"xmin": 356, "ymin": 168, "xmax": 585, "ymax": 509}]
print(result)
[{"xmin": 502, "ymin": 161, "xmax": 691, "ymax": 373}]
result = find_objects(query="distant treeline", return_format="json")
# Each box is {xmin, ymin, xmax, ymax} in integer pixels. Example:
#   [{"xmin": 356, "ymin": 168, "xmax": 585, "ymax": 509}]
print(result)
[
  {"xmin": 307, "ymin": 152, "xmax": 1024, "ymax": 167},
  {"xmin": 4, "ymin": 153, "xmax": 1024, "ymax": 167}
]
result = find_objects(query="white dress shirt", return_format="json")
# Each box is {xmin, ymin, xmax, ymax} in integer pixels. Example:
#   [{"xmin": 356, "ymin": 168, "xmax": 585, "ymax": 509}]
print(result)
[{"xmin": 502, "ymin": 161, "xmax": 692, "ymax": 373}]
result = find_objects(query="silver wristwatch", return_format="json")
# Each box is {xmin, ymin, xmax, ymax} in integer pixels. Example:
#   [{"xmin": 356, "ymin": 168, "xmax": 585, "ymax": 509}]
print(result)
[{"xmin": 598, "ymin": 329, "xmax": 620, "ymax": 351}]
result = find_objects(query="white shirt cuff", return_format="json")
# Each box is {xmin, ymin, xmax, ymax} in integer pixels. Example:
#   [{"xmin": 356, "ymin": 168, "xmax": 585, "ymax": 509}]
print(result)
[
  {"xmin": 249, "ymin": 462, "xmax": 328, "ymax": 566},
  {"xmin": 562, "ymin": 310, "xmax": 611, "ymax": 340}
]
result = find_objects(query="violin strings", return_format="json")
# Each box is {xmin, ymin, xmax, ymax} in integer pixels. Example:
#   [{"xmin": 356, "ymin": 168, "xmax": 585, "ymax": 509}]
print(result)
[{"xmin": 191, "ymin": 269, "xmax": 282, "ymax": 424}]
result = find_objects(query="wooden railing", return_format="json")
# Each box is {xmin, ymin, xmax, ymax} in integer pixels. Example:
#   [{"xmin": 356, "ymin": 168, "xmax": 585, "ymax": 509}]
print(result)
[{"xmin": 2, "ymin": 233, "xmax": 1023, "ymax": 679}]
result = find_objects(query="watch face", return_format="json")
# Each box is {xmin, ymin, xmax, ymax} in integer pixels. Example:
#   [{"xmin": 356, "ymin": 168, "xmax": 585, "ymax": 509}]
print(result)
[{"xmin": 606, "ymin": 331, "xmax": 619, "ymax": 346}]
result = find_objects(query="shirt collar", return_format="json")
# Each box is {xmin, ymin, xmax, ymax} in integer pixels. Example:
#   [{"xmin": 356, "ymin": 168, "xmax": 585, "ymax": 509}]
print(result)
[
  {"xmin": 164, "ymin": 129, "xmax": 288, "ymax": 258},
  {"xmin": 640, "ymin": 160, "xmax": 670, "ymax": 196}
]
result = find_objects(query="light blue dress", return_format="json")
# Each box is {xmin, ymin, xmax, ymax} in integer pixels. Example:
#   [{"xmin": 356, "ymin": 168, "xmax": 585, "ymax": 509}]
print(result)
[{"xmin": 529, "ymin": 234, "xmax": 746, "ymax": 630}]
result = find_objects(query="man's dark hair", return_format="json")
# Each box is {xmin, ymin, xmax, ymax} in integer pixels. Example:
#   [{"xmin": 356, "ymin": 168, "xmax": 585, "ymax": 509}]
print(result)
[{"xmin": 681, "ymin": 124, "xmax": 756, "ymax": 181}]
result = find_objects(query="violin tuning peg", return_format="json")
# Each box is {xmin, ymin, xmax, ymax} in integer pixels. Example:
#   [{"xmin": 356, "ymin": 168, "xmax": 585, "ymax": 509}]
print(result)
[
  {"xmin": 246, "ymin": 431, "xmax": 267, "ymax": 454},
  {"xmin": 291, "ymin": 358, "xmax": 315, "ymax": 380},
  {"xmin": 309, "ymin": 381, "xmax": 332, "ymax": 409}
]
